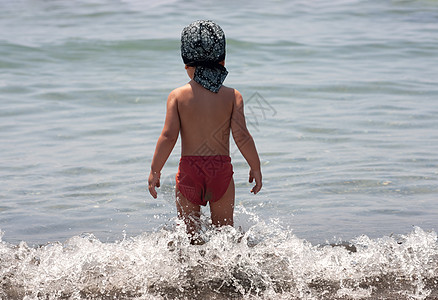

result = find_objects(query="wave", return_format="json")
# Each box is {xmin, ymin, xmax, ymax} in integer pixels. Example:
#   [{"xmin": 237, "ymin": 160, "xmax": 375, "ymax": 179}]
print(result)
[{"xmin": 1, "ymin": 215, "xmax": 437, "ymax": 299}]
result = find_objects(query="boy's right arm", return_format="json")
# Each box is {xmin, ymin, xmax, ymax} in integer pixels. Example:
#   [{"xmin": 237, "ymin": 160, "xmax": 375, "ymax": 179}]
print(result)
[{"xmin": 231, "ymin": 90, "xmax": 262, "ymax": 194}]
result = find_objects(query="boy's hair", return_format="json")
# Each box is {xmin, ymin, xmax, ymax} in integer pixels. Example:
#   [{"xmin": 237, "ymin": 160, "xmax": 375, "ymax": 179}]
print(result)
[{"xmin": 181, "ymin": 20, "xmax": 228, "ymax": 93}]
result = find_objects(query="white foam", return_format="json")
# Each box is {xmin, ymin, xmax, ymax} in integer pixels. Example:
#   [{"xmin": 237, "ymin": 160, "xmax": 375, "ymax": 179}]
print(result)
[{"xmin": 1, "ymin": 214, "xmax": 437, "ymax": 299}]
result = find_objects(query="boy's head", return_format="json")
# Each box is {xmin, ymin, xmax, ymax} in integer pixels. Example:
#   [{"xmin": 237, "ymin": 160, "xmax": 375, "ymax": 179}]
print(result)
[
  {"xmin": 181, "ymin": 20, "xmax": 226, "ymax": 66},
  {"xmin": 181, "ymin": 20, "xmax": 228, "ymax": 93}
]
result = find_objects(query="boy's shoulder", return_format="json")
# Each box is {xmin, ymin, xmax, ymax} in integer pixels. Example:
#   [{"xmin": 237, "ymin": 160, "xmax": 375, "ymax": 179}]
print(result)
[
  {"xmin": 167, "ymin": 83, "xmax": 192, "ymax": 102},
  {"xmin": 221, "ymin": 85, "xmax": 243, "ymax": 101},
  {"xmin": 221, "ymin": 85, "xmax": 240, "ymax": 96},
  {"xmin": 169, "ymin": 83, "xmax": 241, "ymax": 101}
]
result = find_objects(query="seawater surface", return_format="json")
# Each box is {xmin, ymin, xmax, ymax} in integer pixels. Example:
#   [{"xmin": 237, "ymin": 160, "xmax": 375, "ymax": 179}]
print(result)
[{"xmin": 1, "ymin": 0, "xmax": 438, "ymax": 298}]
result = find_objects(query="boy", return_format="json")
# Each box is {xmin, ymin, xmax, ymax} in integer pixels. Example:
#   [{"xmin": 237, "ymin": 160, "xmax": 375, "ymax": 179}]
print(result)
[{"xmin": 148, "ymin": 20, "xmax": 262, "ymax": 237}]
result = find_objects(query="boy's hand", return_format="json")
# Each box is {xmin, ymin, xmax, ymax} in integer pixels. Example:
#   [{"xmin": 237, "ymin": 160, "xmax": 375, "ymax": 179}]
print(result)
[
  {"xmin": 148, "ymin": 170, "xmax": 161, "ymax": 199},
  {"xmin": 249, "ymin": 169, "xmax": 262, "ymax": 194}
]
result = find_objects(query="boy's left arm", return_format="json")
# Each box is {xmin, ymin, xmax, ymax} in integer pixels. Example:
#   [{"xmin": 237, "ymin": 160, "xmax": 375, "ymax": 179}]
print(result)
[{"xmin": 148, "ymin": 91, "xmax": 180, "ymax": 198}]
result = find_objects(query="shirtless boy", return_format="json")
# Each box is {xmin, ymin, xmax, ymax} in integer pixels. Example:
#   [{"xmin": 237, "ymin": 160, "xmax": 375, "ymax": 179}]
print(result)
[{"xmin": 148, "ymin": 20, "xmax": 262, "ymax": 237}]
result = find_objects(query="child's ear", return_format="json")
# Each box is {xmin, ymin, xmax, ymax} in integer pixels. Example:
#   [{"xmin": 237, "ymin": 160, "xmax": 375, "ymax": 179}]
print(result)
[
  {"xmin": 185, "ymin": 65, "xmax": 189, "ymax": 70},
  {"xmin": 219, "ymin": 60, "xmax": 225, "ymax": 66}
]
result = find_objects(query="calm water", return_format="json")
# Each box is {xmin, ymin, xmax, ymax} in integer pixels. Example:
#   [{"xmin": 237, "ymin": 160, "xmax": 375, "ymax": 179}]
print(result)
[{"xmin": 1, "ymin": 0, "xmax": 438, "ymax": 298}]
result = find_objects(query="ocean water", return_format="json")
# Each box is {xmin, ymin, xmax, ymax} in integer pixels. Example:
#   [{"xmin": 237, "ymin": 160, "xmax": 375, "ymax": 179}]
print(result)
[{"xmin": 1, "ymin": 0, "xmax": 438, "ymax": 298}]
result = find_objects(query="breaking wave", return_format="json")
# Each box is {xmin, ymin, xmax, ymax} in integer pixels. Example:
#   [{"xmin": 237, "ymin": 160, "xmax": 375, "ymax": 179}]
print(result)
[{"xmin": 1, "ymin": 210, "xmax": 437, "ymax": 299}]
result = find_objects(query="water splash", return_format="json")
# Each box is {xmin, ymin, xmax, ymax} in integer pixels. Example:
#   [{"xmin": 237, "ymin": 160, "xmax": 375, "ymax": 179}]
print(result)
[{"xmin": 1, "ymin": 216, "xmax": 437, "ymax": 299}]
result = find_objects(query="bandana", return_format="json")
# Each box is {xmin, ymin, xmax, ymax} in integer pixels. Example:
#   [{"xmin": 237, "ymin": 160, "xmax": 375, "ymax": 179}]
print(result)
[{"xmin": 181, "ymin": 20, "xmax": 228, "ymax": 93}]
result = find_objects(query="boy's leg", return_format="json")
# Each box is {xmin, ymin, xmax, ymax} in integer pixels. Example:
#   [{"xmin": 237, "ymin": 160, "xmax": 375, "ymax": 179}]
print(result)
[
  {"xmin": 175, "ymin": 188, "xmax": 201, "ymax": 236},
  {"xmin": 209, "ymin": 179, "xmax": 235, "ymax": 227}
]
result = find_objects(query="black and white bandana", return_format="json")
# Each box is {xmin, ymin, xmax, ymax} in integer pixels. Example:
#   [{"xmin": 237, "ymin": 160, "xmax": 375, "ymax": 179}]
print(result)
[{"xmin": 181, "ymin": 20, "xmax": 228, "ymax": 93}]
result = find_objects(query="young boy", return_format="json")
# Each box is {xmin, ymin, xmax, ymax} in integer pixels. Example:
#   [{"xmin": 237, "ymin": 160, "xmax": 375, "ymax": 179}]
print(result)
[{"xmin": 148, "ymin": 20, "xmax": 262, "ymax": 236}]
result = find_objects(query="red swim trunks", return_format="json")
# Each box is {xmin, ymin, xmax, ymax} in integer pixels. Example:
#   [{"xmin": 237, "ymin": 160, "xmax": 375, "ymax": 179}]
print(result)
[{"xmin": 176, "ymin": 155, "xmax": 233, "ymax": 206}]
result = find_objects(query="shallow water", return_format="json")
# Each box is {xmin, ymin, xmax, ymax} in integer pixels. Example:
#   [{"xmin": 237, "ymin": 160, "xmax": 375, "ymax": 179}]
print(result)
[
  {"xmin": 1, "ymin": 217, "xmax": 437, "ymax": 299},
  {"xmin": 1, "ymin": 0, "xmax": 438, "ymax": 298}
]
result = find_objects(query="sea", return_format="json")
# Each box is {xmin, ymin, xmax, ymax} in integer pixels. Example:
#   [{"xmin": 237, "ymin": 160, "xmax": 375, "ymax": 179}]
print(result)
[{"xmin": 1, "ymin": 0, "xmax": 437, "ymax": 299}]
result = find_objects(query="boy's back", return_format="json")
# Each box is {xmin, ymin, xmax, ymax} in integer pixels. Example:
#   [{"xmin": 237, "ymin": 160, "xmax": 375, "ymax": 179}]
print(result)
[{"xmin": 175, "ymin": 81, "xmax": 234, "ymax": 156}]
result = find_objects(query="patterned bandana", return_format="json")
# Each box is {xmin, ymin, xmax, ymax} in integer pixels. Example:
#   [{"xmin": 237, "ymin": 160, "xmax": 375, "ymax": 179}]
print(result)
[{"xmin": 181, "ymin": 20, "xmax": 228, "ymax": 93}]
